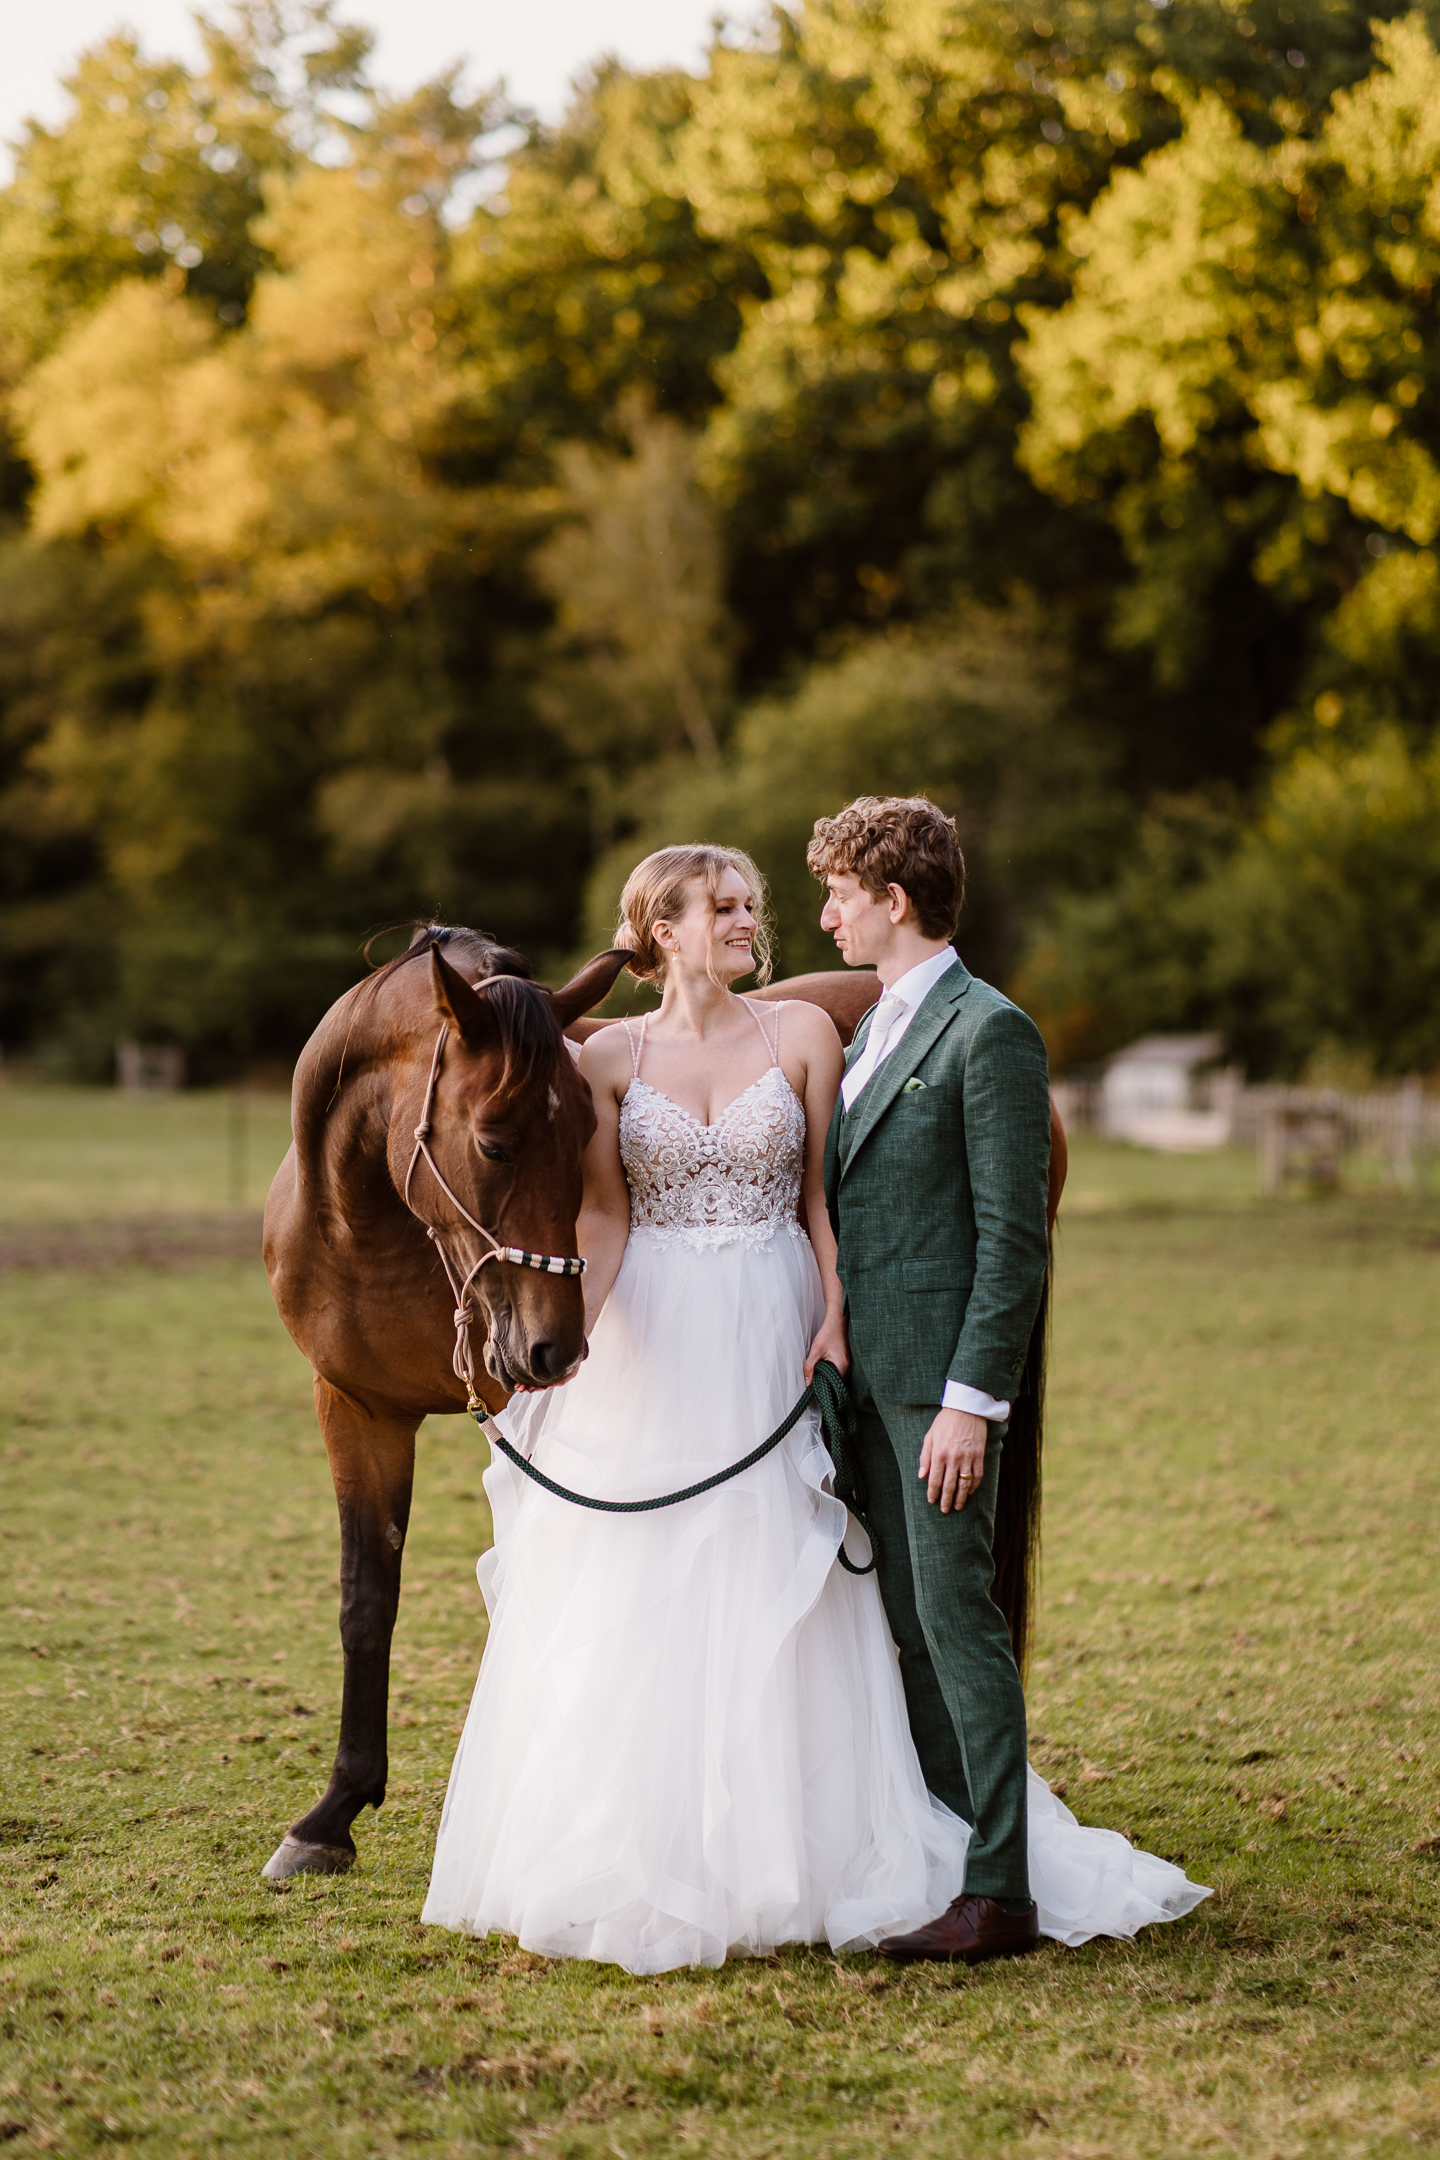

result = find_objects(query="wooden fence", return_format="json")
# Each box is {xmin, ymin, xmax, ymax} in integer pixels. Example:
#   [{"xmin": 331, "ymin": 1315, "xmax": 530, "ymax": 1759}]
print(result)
[{"xmin": 1052, "ymin": 1076, "xmax": 1439, "ymax": 1192}]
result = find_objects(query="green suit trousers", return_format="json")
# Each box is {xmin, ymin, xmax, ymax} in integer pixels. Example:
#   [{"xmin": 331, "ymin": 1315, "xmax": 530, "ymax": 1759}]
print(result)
[{"xmin": 850, "ymin": 1355, "xmax": 1030, "ymax": 1903}]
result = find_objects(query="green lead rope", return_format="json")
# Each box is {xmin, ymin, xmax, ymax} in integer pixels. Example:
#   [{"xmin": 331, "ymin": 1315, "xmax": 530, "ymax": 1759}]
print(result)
[{"xmin": 469, "ymin": 1356, "xmax": 877, "ymax": 1577}]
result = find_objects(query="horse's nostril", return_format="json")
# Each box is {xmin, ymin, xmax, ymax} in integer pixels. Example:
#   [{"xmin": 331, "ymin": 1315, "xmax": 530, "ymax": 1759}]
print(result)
[{"xmin": 522, "ymin": 1336, "xmax": 583, "ymax": 1385}]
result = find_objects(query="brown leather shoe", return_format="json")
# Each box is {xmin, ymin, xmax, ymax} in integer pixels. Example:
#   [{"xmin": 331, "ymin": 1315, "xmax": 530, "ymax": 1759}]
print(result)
[{"xmin": 877, "ymin": 1894, "xmax": 1040, "ymax": 1965}]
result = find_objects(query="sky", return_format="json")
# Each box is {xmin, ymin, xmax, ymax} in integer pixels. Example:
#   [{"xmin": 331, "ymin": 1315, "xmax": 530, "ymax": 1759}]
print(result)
[{"xmin": 2, "ymin": 0, "xmax": 724, "ymax": 177}]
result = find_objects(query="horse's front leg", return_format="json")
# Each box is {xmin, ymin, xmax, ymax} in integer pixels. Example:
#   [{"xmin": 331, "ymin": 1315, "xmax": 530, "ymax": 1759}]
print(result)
[{"xmin": 262, "ymin": 1376, "xmax": 419, "ymax": 1881}]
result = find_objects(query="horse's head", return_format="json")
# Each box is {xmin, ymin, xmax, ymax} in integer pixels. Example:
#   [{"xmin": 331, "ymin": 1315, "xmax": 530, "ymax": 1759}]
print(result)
[{"xmin": 398, "ymin": 945, "xmax": 629, "ymax": 1395}]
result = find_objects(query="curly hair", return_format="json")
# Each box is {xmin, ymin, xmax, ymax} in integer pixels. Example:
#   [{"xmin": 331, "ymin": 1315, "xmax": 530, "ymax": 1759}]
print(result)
[
  {"xmin": 806, "ymin": 795, "xmax": 965, "ymax": 941},
  {"xmin": 615, "ymin": 843, "xmax": 774, "ymax": 987}
]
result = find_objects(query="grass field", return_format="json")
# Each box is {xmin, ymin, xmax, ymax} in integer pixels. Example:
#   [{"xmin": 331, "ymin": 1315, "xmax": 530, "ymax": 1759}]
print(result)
[
  {"xmin": 0, "ymin": 1084, "xmax": 294, "ymax": 1226},
  {"xmin": 2, "ymin": 1084, "xmax": 1438, "ymax": 2158}
]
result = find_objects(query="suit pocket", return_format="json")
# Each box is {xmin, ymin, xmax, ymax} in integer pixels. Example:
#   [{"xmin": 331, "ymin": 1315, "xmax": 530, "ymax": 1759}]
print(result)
[{"xmin": 902, "ymin": 1258, "xmax": 976, "ymax": 1293}]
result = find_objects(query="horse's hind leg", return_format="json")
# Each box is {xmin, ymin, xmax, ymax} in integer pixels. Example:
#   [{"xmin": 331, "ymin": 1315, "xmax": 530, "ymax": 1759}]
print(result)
[{"xmin": 262, "ymin": 1377, "xmax": 419, "ymax": 1882}]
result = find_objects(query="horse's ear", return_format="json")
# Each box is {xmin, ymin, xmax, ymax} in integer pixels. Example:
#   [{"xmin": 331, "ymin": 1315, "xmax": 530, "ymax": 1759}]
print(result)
[
  {"xmin": 548, "ymin": 949, "xmax": 632, "ymax": 1031},
  {"xmin": 430, "ymin": 946, "xmax": 496, "ymax": 1046}
]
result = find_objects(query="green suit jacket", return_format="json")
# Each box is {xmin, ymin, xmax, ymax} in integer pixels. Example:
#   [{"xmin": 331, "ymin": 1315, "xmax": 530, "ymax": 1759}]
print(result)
[{"xmin": 823, "ymin": 960, "xmax": 1051, "ymax": 1410}]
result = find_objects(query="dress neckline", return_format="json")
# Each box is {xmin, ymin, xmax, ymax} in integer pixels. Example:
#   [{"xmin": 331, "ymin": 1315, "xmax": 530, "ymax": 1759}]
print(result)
[
  {"xmin": 623, "ymin": 1001, "xmax": 794, "ymax": 1131},
  {"xmin": 624, "ymin": 1065, "xmax": 799, "ymax": 1133}
]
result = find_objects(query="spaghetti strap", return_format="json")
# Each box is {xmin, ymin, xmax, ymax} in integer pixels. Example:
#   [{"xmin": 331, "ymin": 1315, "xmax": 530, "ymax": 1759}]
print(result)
[
  {"xmin": 624, "ymin": 1013, "xmax": 648, "ymax": 1080},
  {"xmin": 743, "ymin": 998, "xmax": 781, "ymax": 1067}
]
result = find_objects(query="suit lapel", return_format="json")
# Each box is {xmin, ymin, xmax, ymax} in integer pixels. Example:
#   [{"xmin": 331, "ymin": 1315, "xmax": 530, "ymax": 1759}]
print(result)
[
  {"xmin": 838, "ymin": 964, "xmax": 971, "ymax": 1182},
  {"xmin": 827, "ymin": 1004, "xmax": 874, "ymax": 1201},
  {"xmin": 844, "ymin": 1004, "xmax": 877, "ymax": 1070}
]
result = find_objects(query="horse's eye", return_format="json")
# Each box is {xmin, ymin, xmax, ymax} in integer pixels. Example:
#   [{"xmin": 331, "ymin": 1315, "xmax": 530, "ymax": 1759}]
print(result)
[{"xmin": 477, "ymin": 1140, "xmax": 510, "ymax": 1165}]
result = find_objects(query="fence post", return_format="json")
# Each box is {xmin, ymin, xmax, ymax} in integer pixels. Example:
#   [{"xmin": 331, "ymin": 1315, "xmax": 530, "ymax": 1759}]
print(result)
[
  {"xmin": 227, "ymin": 1090, "xmax": 249, "ymax": 1210},
  {"xmin": 1394, "ymin": 1078, "xmax": 1423, "ymax": 1190},
  {"xmin": 1261, "ymin": 1105, "xmax": 1282, "ymax": 1194}
]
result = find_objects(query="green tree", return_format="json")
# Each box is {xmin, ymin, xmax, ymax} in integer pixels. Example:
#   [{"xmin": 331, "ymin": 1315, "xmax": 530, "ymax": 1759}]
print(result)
[
  {"xmin": 581, "ymin": 603, "xmax": 1114, "ymax": 991},
  {"xmin": 1211, "ymin": 728, "xmax": 1440, "ymax": 1075},
  {"xmin": 0, "ymin": 1, "xmax": 379, "ymax": 382},
  {"xmin": 0, "ymin": 19, "xmax": 582, "ymax": 1068},
  {"xmin": 1019, "ymin": 13, "xmax": 1440, "ymax": 755},
  {"xmin": 678, "ymin": 0, "xmax": 1434, "ymax": 746},
  {"xmin": 1018, "ymin": 724, "xmax": 1440, "ymax": 1079},
  {"xmin": 532, "ymin": 398, "xmax": 734, "ymax": 853},
  {"xmin": 1011, "ymin": 791, "xmax": 1241, "ymax": 1070},
  {"xmin": 7, "ymin": 0, "xmax": 1440, "ymax": 1078},
  {"xmin": 0, "ymin": 536, "xmax": 154, "ymax": 1069},
  {"xmin": 447, "ymin": 63, "xmax": 765, "ymax": 480}
]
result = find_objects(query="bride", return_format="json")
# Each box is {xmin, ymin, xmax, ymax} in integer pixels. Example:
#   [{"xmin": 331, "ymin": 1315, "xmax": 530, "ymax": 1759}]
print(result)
[{"xmin": 422, "ymin": 843, "xmax": 1208, "ymax": 1972}]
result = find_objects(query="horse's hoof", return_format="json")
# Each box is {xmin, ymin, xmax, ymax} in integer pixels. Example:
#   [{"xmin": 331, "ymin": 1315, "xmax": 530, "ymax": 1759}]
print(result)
[{"xmin": 261, "ymin": 1834, "xmax": 356, "ymax": 1884}]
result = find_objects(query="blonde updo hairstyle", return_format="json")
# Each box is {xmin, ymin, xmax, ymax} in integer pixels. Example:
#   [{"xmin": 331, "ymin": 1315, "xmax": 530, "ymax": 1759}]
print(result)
[{"xmin": 615, "ymin": 844, "xmax": 774, "ymax": 988}]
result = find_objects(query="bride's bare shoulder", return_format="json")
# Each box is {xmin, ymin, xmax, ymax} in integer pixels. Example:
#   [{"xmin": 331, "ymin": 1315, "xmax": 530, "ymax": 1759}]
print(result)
[
  {"xmin": 578, "ymin": 1020, "xmax": 638, "ymax": 1096},
  {"xmin": 770, "ymin": 998, "xmax": 843, "ymax": 1055}
]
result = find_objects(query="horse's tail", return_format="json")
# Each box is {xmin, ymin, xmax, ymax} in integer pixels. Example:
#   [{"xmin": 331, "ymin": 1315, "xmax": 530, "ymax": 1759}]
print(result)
[{"xmin": 992, "ymin": 1236, "xmax": 1051, "ymax": 1679}]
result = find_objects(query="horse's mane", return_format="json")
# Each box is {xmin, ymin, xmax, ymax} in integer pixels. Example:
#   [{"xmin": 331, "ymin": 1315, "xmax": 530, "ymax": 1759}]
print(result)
[{"xmin": 332, "ymin": 922, "xmax": 563, "ymax": 1108}]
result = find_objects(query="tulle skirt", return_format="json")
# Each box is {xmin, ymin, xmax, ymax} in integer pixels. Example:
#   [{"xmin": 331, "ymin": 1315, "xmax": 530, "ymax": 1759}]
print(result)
[{"xmin": 421, "ymin": 1225, "xmax": 1209, "ymax": 1972}]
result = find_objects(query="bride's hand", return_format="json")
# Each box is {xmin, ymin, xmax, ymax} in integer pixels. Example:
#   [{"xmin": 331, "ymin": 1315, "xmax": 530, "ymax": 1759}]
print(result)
[{"xmin": 804, "ymin": 1312, "xmax": 849, "ymax": 1384}]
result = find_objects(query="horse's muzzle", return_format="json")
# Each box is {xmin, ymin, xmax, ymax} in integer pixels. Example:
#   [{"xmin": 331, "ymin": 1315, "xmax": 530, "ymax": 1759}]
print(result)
[
  {"xmin": 522, "ymin": 1336, "xmax": 584, "ymax": 1386},
  {"xmin": 484, "ymin": 1321, "xmax": 584, "ymax": 1393}
]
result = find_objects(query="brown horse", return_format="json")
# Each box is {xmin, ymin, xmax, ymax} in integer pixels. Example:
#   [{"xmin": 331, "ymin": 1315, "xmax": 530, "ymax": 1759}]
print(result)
[
  {"xmin": 261, "ymin": 926, "xmax": 631, "ymax": 1881},
  {"xmin": 263, "ymin": 930, "xmax": 1066, "ymax": 1882}
]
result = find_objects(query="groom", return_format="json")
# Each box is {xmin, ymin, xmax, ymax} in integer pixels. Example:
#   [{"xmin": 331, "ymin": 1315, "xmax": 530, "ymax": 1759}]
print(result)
[{"xmin": 814, "ymin": 796, "xmax": 1052, "ymax": 1965}]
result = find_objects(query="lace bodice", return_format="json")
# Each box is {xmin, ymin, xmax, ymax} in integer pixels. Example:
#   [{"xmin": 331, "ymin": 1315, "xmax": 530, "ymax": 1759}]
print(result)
[{"xmin": 619, "ymin": 1009, "xmax": 807, "ymax": 1252}]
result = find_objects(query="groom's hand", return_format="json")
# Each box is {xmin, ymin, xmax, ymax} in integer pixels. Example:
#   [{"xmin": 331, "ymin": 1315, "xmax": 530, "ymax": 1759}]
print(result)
[{"xmin": 918, "ymin": 1408, "xmax": 987, "ymax": 1512}]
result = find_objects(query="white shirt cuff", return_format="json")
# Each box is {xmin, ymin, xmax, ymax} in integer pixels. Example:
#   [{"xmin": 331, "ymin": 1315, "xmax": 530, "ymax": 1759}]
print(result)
[{"xmin": 942, "ymin": 1380, "xmax": 1011, "ymax": 1421}]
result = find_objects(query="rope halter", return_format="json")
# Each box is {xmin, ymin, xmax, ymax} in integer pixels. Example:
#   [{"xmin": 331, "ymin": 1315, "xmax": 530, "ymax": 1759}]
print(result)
[{"xmin": 402, "ymin": 1023, "xmax": 586, "ymax": 1408}]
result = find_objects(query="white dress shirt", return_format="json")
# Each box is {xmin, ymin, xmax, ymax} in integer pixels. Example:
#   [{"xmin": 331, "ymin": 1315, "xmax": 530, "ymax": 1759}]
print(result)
[{"xmin": 841, "ymin": 947, "xmax": 1011, "ymax": 1425}]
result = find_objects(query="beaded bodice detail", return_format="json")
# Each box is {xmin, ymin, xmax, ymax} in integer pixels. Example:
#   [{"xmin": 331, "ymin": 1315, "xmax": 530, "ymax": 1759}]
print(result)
[{"xmin": 619, "ymin": 1010, "xmax": 807, "ymax": 1252}]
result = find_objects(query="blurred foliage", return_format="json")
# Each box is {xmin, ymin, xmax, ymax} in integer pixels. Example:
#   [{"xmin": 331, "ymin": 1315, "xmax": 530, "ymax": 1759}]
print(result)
[
  {"xmin": 1019, "ymin": 14, "xmax": 1440, "ymax": 744},
  {"xmin": 1212, "ymin": 727, "xmax": 1440, "ymax": 1076},
  {"xmin": 533, "ymin": 397, "xmax": 735, "ymax": 855},
  {"xmin": 1019, "ymin": 730, "xmax": 1440, "ymax": 1079},
  {"xmin": 582, "ymin": 603, "xmax": 1122, "ymax": 996},
  {"xmin": 1, "ymin": 0, "xmax": 1439, "ymax": 1076},
  {"xmin": 446, "ymin": 64, "xmax": 765, "ymax": 475},
  {"xmin": 1012, "ymin": 790, "xmax": 1240, "ymax": 1074}
]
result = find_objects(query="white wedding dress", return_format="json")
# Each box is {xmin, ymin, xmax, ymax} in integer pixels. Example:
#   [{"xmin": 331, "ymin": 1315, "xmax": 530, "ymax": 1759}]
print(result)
[{"xmin": 422, "ymin": 1006, "xmax": 1208, "ymax": 1972}]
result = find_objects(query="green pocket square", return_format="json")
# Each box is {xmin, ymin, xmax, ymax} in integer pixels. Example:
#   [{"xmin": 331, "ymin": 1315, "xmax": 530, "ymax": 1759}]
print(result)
[{"xmin": 902, "ymin": 1077, "xmax": 928, "ymax": 1093}]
